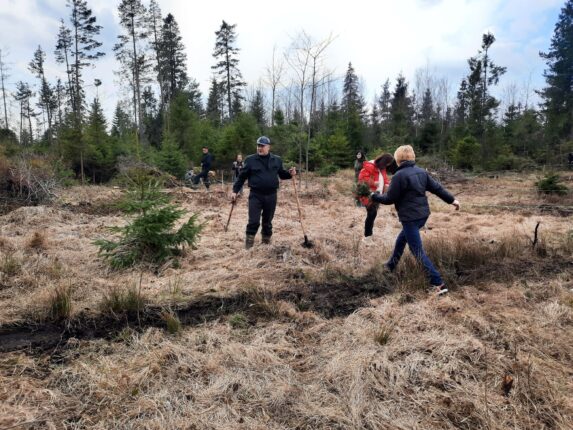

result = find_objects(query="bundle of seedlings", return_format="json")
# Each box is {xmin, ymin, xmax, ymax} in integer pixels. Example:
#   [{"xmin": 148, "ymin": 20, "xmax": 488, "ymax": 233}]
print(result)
[{"xmin": 353, "ymin": 181, "xmax": 372, "ymax": 205}]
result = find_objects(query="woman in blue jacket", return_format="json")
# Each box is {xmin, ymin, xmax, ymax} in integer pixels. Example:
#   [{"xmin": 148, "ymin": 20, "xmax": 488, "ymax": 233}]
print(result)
[{"xmin": 371, "ymin": 145, "xmax": 460, "ymax": 295}]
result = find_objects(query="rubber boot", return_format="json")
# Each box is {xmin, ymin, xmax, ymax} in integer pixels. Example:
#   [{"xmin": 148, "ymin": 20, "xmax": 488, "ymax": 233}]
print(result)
[
  {"xmin": 262, "ymin": 235, "xmax": 272, "ymax": 245},
  {"xmin": 245, "ymin": 234, "xmax": 256, "ymax": 249}
]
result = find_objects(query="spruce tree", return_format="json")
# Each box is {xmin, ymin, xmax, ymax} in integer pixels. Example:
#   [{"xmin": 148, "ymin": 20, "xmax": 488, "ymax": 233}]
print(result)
[
  {"xmin": 95, "ymin": 169, "xmax": 202, "ymax": 269},
  {"xmin": 157, "ymin": 13, "xmax": 188, "ymax": 106},
  {"xmin": 341, "ymin": 63, "xmax": 366, "ymax": 150},
  {"xmin": 0, "ymin": 49, "xmax": 9, "ymax": 129},
  {"xmin": 29, "ymin": 46, "xmax": 56, "ymax": 145},
  {"xmin": 54, "ymin": 20, "xmax": 75, "ymax": 113},
  {"xmin": 85, "ymin": 97, "xmax": 115, "ymax": 181},
  {"xmin": 111, "ymin": 103, "xmax": 134, "ymax": 141},
  {"xmin": 460, "ymin": 32, "xmax": 506, "ymax": 161},
  {"xmin": 66, "ymin": 0, "xmax": 105, "ymax": 121},
  {"xmin": 211, "ymin": 20, "xmax": 246, "ymax": 120},
  {"xmin": 390, "ymin": 74, "xmax": 414, "ymax": 145},
  {"xmin": 14, "ymin": 82, "xmax": 35, "ymax": 145},
  {"xmin": 147, "ymin": 0, "xmax": 164, "ymax": 104},
  {"xmin": 539, "ymin": 0, "xmax": 573, "ymax": 142},
  {"xmin": 206, "ymin": 78, "xmax": 223, "ymax": 126},
  {"xmin": 187, "ymin": 79, "xmax": 203, "ymax": 115},
  {"xmin": 114, "ymin": 0, "xmax": 149, "ymax": 146},
  {"xmin": 157, "ymin": 132, "xmax": 187, "ymax": 178},
  {"xmin": 249, "ymin": 89, "xmax": 266, "ymax": 130},
  {"xmin": 141, "ymin": 86, "xmax": 162, "ymax": 147}
]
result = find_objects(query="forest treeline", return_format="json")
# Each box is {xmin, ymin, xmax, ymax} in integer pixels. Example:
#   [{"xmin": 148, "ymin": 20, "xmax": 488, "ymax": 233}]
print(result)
[{"xmin": 0, "ymin": 0, "xmax": 572, "ymax": 184}]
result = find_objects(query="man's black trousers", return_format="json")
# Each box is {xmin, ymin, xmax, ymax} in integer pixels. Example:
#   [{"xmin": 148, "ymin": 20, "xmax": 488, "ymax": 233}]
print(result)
[
  {"xmin": 193, "ymin": 169, "xmax": 210, "ymax": 188},
  {"xmin": 364, "ymin": 203, "xmax": 379, "ymax": 237},
  {"xmin": 247, "ymin": 191, "xmax": 277, "ymax": 236}
]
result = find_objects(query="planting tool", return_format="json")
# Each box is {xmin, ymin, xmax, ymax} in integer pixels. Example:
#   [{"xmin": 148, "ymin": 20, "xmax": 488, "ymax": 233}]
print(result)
[
  {"xmin": 291, "ymin": 176, "xmax": 314, "ymax": 248},
  {"xmin": 224, "ymin": 199, "xmax": 236, "ymax": 232}
]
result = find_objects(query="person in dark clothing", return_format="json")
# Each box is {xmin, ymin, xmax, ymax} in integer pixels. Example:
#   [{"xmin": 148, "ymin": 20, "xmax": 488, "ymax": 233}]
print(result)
[
  {"xmin": 354, "ymin": 151, "xmax": 365, "ymax": 181},
  {"xmin": 232, "ymin": 154, "xmax": 244, "ymax": 195},
  {"xmin": 371, "ymin": 145, "xmax": 460, "ymax": 295},
  {"xmin": 231, "ymin": 136, "xmax": 296, "ymax": 249},
  {"xmin": 192, "ymin": 146, "xmax": 213, "ymax": 189},
  {"xmin": 568, "ymin": 152, "xmax": 573, "ymax": 168}
]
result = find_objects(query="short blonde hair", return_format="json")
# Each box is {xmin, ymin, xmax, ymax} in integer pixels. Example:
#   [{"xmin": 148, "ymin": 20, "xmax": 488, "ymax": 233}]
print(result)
[{"xmin": 394, "ymin": 145, "xmax": 416, "ymax": 165}]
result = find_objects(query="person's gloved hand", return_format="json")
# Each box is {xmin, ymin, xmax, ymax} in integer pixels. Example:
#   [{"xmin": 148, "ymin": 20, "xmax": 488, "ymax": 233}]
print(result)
[
  {"xmin": 370, "ymin": 191, "xmax": 381, "ymax": 203},
  {"xmin": 231, "ymin": 192, "xmax": 238, "ymax": 202},
  {"xmin": 452, "ymin": 199, "xmax": 460, "ymax": 210}
]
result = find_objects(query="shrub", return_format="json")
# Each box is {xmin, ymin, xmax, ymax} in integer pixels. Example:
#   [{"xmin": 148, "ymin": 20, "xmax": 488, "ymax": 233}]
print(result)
[
  {"xmin": 5, "ymin": 155, "xmax": 60, "ymax": 203},
  {"xmin": 452, "ymin": 136, "xmax": 481, "ymax": 170},
  {"xmin": 536, "ymin": 173, "xmax": 568, "ymax": 196},
  {"xmin": 317, "ymin": 164, "xmax": 339, "ymax": 177},
  {"xmin": 95, "ymin": 170, "xmax": 203, "ymax": 269}
]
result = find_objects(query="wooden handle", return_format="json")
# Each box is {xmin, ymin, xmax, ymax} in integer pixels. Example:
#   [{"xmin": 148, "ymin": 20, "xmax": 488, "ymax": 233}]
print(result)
[
  {"xmin": 291, "ymin": 177, "xmax": 307, "ymax": 237},
  {"xmin": 224, "ymin": 200, "xmax": 235, "ymax": 232}
]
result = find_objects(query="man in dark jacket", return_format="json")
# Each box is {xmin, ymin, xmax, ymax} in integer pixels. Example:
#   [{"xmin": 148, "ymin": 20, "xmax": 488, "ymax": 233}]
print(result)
[
  {"xmin": 192, "ymin": 146, "xmax": 213, "ymax": 189},
  {"xmin": 231, "ymin": 136, "xmax": 296, "ymax": 248},
  {"xmin": 371, "ymin": 145, "xmax": 459, "ymax": 294}
]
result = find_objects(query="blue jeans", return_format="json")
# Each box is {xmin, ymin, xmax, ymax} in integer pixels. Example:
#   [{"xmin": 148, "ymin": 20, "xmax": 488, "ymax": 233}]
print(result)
[{"xmin": 386, "ymin": 217, "xmax": 443, "ymax": 286}]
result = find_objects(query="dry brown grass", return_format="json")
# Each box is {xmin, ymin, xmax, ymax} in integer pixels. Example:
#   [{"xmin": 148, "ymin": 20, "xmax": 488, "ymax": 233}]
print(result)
[
  {"xmin": 26, "ymin": 230, "xmax": 47, "ymax": 251},
  {"xmin": 0, "ymin": 171, "xmax": 572, "ymax": 429}
]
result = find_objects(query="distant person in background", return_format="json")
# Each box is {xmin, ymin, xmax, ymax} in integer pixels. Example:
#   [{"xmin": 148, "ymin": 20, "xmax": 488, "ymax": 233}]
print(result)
[
  {"xmin": 371, "ymin": 145, "xmax": 460, "ymax": 295},
  {"xmin": 184, "ymin": 168, "xmax": 194, "ymax": 184},
  {"xmin": 568, "ymin": 152, "xmax": 573, "ymax": 169},
  {"xmin": 192, "ymin": 146, "xmax": 213, "ymax": 189},
  {"xmin": 358, "ymin": 153, "xmax": 395, "ymax": 244},
  {"xmin": 354, "ymin": 151, "xmax": 366, "ymax": 181},
  {"xmin": 232, "ymin": 154, "xmax": 244, "ymax": 195}
]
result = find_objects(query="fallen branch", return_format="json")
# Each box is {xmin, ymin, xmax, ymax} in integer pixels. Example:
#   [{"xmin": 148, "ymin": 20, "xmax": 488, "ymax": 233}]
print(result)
[{"xmin": 531, "ymin": 221, "xmax": 541, "ymax": 249}]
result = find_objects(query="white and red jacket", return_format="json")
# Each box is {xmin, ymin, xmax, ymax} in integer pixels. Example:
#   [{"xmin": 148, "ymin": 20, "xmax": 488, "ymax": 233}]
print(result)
[{"xmin": 358, "ymin": 160, "xmax": 389, "ymax": 206}]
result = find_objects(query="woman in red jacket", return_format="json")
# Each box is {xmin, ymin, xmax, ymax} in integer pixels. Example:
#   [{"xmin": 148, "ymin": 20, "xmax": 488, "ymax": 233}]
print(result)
[{"xmin": 358, "ymin": 153, "xmax": 395, "ymax": 244}]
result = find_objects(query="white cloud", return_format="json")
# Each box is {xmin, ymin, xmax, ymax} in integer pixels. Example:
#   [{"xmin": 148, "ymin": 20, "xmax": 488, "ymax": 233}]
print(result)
[{"xmin": 0, "ymin": 0, "xmax": 564, "ymax": 128}]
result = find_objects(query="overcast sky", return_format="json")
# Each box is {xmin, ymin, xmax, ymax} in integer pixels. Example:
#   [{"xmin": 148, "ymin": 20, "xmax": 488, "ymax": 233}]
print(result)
[{"xmin": 0, "ymin": 0, "xmax": 565, "ymax": 129}]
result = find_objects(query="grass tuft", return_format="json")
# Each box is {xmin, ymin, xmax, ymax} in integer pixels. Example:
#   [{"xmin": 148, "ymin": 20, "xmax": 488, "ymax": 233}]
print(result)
[
  {"xmin": 161, "ymin": 309, "xmax": 181, "ymax": 334},
  {"xmin": 49, "ymin": 284, "xmax": 72, "ymax": 320},
  {"xmin": 100, "ymin": 284, "xmax": 146, "ymax": 314}
]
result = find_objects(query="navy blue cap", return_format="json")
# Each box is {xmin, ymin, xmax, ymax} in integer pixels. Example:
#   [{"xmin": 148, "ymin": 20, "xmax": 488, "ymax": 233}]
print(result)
[{"xmin": 256, "ymin": 136, "xmax": 271, "ymax": 145}]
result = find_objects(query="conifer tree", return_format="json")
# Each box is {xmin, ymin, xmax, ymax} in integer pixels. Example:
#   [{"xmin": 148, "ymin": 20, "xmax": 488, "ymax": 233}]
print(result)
[
  {"xmin": 29, "ymin": 46, "xmax": 56, "ymax": 144},
  {"xmin": 341, "ymin": 62, "xmax": 366, "ymax": 150},
  {"xmin": 211, "ymin": 20, "xmax": 246, "ymax": 120},
  {"xmin": 14, "ymin": 82, "xmax": 35, "ymax": 145},
  {"xmin": 0, "ymin": 49, "xmax": 11, "ymax": 129},
  {"xmin": 206, "ymin": 78, "xmax": 223, "ymax": 126},
  {"xmin": 147, "ymin": 0, "xmax": 164, "ymax": 104},
  {"xmin": 390, "ymin": 74, "xmax": 414, "ymax": 145},
  {"xmin": 141, "ymin": 86, "xmax": 162, "ymax": 147},
  {"xmin": 95, "ymin": 169, "xmax": 202, "ymax": 269},
  {"xmin": 114, "ymin": 0, "xmax": 149, "ymax": 145},
  {"xmin": 66, "ymin": 0, "xmax": 105, "ymax": 121},
  {"xmin": 539, "ymin": 0, "xmax": 573, "ymax": 142},
  {"xmin": 187, "ymin": 79, "xmax": 203, "ymax": 115},
  {"xmin": 157, "ymin": 13, "xmax": 188, "ymax": 106},
  {"xmin": 54, "ymin": 19, "xmax": 75, "ymax": 112},
  {"xmin": 249, "ymin": 89, "xmax": 266, "ymax": 130},
  {"xmin": 85, "ymin": 97, "xmax": 115, "ymax": 181},
  {"xmin": 111, "ymin": 103, "xmax": 133, "ymax": 139}
]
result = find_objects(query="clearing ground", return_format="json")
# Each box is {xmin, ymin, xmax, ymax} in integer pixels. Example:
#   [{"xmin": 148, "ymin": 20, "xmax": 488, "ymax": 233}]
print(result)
[{"xmin": 0, "ymin": 169, "xmax": 572, "ymax": 429}]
